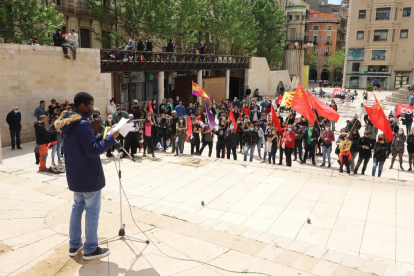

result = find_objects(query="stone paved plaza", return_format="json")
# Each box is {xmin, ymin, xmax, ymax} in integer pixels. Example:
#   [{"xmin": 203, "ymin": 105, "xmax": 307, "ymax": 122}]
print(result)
[{"xmin": 2, "ymin": 90, "xmax": 414, "ymax": 276}]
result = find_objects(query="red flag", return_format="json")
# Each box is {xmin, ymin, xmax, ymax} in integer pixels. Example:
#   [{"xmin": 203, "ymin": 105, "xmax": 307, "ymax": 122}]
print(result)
[
  {"xmin": 276, "ymin": 94, "xmax": 283, "ymax": 105},
  {"xmin": 186, "ymin": 117, "xmax": 192, "ymax": 141},
  {"xmin": 365, "ymin": 95, "xmax": 394, "ymax": 142},
  {"xmin": 271, "ymin": 103, "xmax": 281, "ymax": 131},
  {"xmin": 228, "ymin": 108, "xmax": 238, "ymax": 133},
  {"xmin": 148, "ymin": 101, "xmax": 154, "ymax": 113},
  {"xmin": 291, "ymin": 83, "xmax": 317, "ymax": 123},
  {"xmin": 395, "ymin": 103, "xmax": 414, "ymax": 117},
  {"xmin": 306, "ymin": 90, "xmax": 340, "ymax": 122}
]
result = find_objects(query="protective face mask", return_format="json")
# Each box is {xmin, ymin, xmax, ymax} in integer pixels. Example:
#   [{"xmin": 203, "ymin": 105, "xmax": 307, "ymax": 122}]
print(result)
[
  {"xmin": 250, "ymin": 127, "xmax": 254, "ymax": 131},
  {"xmin": 399, "ymin": 131, "xmax": 403, "ymax": 134},
  {"xmin": 326, "ymin": 127, "xmax": 330, "ymax": 130},
  {"xmin": 108, "ymin": 119, "xmax": 112, "ymax": 122},
  {"xmin": 14, "ymin": 111, "xmax": 19, "ymax": 113},
  {"xmin": 288, "ymin": 128, "xmax": 292, "ymax": 131},
  {"xmin": 230, "ymin": 125, "xmax": 234, "ymax": 129},
  {"xmin": 179, "ymin": 120, "xmax": 183, "ymax": 123},
  {"xmin": 272, "ymin": 132, "xmax": 276, "ymax": 134},
  {"xmin": 255, "ymin": 128, "xmax": 259, "ymax": 130},
  {"xmin": 222, "ymin": 117, "xmax": 226, "ymax": 120},
  {"xmin": 309, "ymin": 127, "xmax": 314, "ymax": 130}
]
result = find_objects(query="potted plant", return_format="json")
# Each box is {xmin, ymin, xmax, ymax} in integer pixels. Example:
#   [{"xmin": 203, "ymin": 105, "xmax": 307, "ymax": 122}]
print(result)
[{"xmin": 366, "ymin": 84, "xmax": 374, "ymax": 91}]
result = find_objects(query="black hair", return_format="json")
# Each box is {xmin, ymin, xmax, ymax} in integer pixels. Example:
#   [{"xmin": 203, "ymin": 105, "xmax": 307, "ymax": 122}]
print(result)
[
  {"xmin": 74, "ymin": 92, "xmax": 94, "ymax": 108},
  {"xmin": 70, "ymin": 28, "xmax": 75, "ymax": 32},
  {"xmin": 51, "ymin": 99, "xmax": 56, "ymax": 102},
  {"xmin": 40, "ymin": 100, "xmax": 45, "ymax": 104},
  {"xmin": 56, "ymin": 28, "xmax": 62, "ymax": 32},
  {"xmin": 33, "ymin": 36, "xmax": 38, "ymax": 41}
]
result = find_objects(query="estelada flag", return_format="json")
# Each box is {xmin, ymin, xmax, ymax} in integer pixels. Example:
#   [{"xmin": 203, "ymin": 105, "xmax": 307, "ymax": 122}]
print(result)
[
  {"xmin": 271, "ymin": 103, "xmax": 281, "ymax": 131},
  {"xmin": 365, "ymin": 95, "xmax": 393, "ymax": 141},
  {"xmin": 192, "ymin": 81, "xmax": 210, "ymax": 100},
  {"xmin": 306, "ymin": 90, "xmax": 340, "ymax": 122},
  {"xmin": 280, "ymin": 92, "xmax": 295, "ymax": 107},
  {"xmin": 395, "ymin": 103, "xmax": 414, "ymax": 117},
  {"xmin": 148, "ymin": 101, "xmax": 154, "ymax": 113},
  {"xmin": 186, "ymin": 116, "xmax": 193, "ymax": 141},
  {"xmin": 229, "ymin": 108, "xmax": 237, "ymax": 133},
  {"xmin": 291, "ymin": 83, "xmax": 317, "ymax": 123}
]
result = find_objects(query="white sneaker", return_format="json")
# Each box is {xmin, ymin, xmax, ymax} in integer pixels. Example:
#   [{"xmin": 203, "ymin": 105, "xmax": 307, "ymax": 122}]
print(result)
[{"xmin": 52, "ymin": 162, "xmax": 56, "ymax": 166}]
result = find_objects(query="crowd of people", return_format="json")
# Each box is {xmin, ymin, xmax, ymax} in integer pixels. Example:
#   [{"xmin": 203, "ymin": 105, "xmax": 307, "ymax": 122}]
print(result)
[{"xmin": 5, "ymin": 90, "xmax": 414, "ymax": 177}]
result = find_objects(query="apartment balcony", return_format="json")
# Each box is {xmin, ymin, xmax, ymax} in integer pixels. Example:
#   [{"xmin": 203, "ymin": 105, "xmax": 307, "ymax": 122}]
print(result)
[
  {"xmin": 51, "ymin": 0, "xmax": 75, "ymax": 13},
  {"xmin": 287, "ymin": 33, "xmax": 310, "ymax": 42},
  {"xmin": 75, "ymin": 1, "xmax": 93, "ymax": 16},
  {"xmin": 326, "ymin": 41, "xmax": 331, "ymax": 45}
]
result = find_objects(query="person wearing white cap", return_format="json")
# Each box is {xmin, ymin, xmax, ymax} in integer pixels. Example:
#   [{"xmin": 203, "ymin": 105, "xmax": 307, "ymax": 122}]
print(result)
[{"xmin": 6, "ymin": 106, "xmax": 22, "ymax": 150}]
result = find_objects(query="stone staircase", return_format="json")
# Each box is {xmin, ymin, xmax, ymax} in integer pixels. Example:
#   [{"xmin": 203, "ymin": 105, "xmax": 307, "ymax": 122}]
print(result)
[{"xmin": 385, "ymin": 85, "xmax": 412, "ymax": 105}]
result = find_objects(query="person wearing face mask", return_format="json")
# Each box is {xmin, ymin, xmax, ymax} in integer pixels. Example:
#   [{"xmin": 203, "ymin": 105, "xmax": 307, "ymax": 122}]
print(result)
[
  {"xmin": 233, "ymin": 106, "xmax": 241, "ymax": 121},
  {"xmin": 349, "ymin": 130, "xmax": 360, "ymax": 172},
  {"xmin": 142, "ymin": 114, "xmax": 155, "ymax": 157},
  {"xmin": 298, "ymin": 116, "xmax": 308, "ymax": 128},
  {"xmin": 237, "ymin": 118, "xmax": 244, "ymax": 152},
  {"xmin": 243, "ymin": 123, "xmax": 259, "ymax": 162},
  {"xmin": 320, "ymin": 124, "xmax": 335, "ymax": 168},
  {"xmin": 372, "ymin": 134, "xmax": 388, "ymax": 177},
  {"xmin": 339, "ymin": 134, "xmax": 352, "ymax": 173},
  {"xmin": 174, "ymin": 117, "xmax": 187, "ymax": 156},
  {"xmin": 213, "ymin": 122, "xmax": 227, "ymax": 158},
  {"xmin": 278, "ymin": 122, "xmax": 288, "ymax": 165},
  {"xmin": 170, "ymin": 111, "xmax": 179, "ymax": 153},
  {"xmin": 388, "ymin": 118, "xmax": 399, "ymax": 158},
  {"xmin": 353, "ymin": 131, "xmax": 372, "ymax": 175},
  {"xmin": 6, "ymin": 106, "xmax": 22, "ymax": 150},
  {"xmin": 390, "ymin": 128, "xmax": 406, "ymax": 170},
  {"xmin": 302, "ymin": 123, "xmax": 319, "ymax": 165},
  {"xmin": 242, "ymin": 103, "xmax": 251, "ymax": 117},
  {"xmin": 282, "ymin": 124, "xmax": 295, "ymax": 167},
  {"xmin": 293, "ymin": 120, "xmax": 304, "ymax": 162},
  {"xmin": 407, "ymin": 127, "xmax": 414, "ymax": 171},
  {"xmin": 253, "ymin": 123, "xmax": 264, "ymax": 159},
  {"xmin": 364, "ymin": 121, "xmax": 378, "ymax": 149},
  {"xmin": 267, "ymin": 127, "xmax": 279, "ymax": 165},
  {"xmin": 157, "ymin": 113, "xmax": 170, "ymax": 152},
  {"xmin": 261, "ymin": 122, "xmax": 273, "ymax": 163},
  {"xmin": 346, "ymin": 114, "xmax": 362, "ymax": 134},
  {"xmin": 34, "ymin": 115, "xmax": 57, "ymax": 171},
  {"xmin": 190, "ymin": 120, "xmax": 201, "ymax": 155},
  {"xmin": 225, "ymin": 122, "xmax": 239, "ymax": 160},
  {"xmin": 199, "ymin": 124, "xmax": 214, "ymax": 157}
]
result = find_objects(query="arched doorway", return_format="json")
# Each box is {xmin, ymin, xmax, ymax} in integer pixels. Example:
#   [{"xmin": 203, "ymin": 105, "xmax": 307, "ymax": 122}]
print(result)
[
  {"xmin": 310, "ymin": 69, "xmax": 317, "ymax": 82},
  {"xmin": 321, "ymin": 69, "xmax": 329, "ymax": 81}
]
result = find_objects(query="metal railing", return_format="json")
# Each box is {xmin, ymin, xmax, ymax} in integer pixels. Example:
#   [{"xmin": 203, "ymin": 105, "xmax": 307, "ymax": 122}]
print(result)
[
  {"xmin": 286, "ymin": 33, "xmax": 309, "ymax": 42},
  {"xmin": 75, "ymin": 1, "xmax": 92, "ymax": 15},
  {"xmin": 100, "ymin": 49, "xmax": 251, "ymax": 73},
  {"xmin": 51, "ymin": 0, "xmax": 75, "ymax": 13}
]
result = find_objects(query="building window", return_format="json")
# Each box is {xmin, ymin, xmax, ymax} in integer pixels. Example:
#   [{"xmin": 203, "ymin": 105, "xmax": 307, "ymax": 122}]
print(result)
[
  {"xmin": 373, "ymin": 30, "xmax": 388, "ymax": 41},
  {"xmin": 302, "ymin": 15, "xmax": 305, "ymax": 20},
  {"xmin": 327, "ymin": 25, "xmax": 332, "ymax": 30},
  {"xmin": 326, "ymin": 36, "xmax": 331, "ymax": 44},
  {"xmin": 288, "ymin": 15, "xmax": 292, "ymax": 21},
  {"xmin": 295, "ymin": 15, "xmax": 300, "ymax": 20},
  {"xmin": 313, "ymin": 26, "xmax": 319, "ymax": 30},
  {"xmin": 400, "ymin": 29, "xmax": 409, "ymax": 38},
  {"xmin": 359, "ymin": 10, "xmax": 366, "ymax": 19},
  {"xmin": 313, "ymin": 36, "xmax": 317, "ymax": 44},
  {"xmin": 312, "ymin": 46, "xmax": 317, "ymax": 52},
  {"xmin": 376, "ymin": 8, "xmax": 391, "ymax": 20},
  {"xmin": 357, "ymin": 31, "xmax": 364, "ymax": 39},
  {"xmin": 320, "ymin": 36, "xmax": 324, "ymax": 41},
  {"xmin": 352, "ymin": 63, "xmax": 360, "ymax": 72},
  {"xmin": 326, "ymin": 46, "xmax": 330, "ymax": 55},
  {"xmin": 403, "ymin": 7, "xmax": 411, "ymax": 17}
]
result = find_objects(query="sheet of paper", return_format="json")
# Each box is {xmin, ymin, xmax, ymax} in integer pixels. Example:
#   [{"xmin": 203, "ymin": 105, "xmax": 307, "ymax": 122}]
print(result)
[
  {"xmin": 112, "ymin": 118, "xmax": 129, "ymax": 131},
  {"xmin": 119, "ymin": 123, "xmax": 135, "ymax": 137}
]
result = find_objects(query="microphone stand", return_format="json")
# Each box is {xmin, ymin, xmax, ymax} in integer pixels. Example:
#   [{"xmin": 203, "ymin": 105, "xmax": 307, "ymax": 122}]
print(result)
[{"xmin": 99, "ymin": 136, "xmax": 149, "ymax": 245}]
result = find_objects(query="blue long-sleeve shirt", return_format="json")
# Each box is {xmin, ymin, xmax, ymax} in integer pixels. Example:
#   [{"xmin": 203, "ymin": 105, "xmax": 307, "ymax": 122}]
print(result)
[{"xmin": 175, "ymin": 105, "xmax": 186, "ymax": 117}]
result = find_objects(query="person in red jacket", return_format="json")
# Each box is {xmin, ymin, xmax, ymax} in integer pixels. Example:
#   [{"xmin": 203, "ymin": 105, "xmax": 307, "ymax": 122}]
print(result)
[
  {"xmin": 241, "ymin": 103, "xmax": 251, "ymax": 117},
  {"xmin": 320, "ymin": 123, "xmax": 335, "ymax": 168},
  {"xmin": 281, "ymin": 124, "xmax": 296, "ymax": 166}
]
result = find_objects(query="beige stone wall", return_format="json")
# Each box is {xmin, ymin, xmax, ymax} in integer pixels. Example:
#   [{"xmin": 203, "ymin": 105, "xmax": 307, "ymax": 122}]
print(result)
[
  {"xmin": 245, "ymin": 57, "xmax": 293, "ymax": 97},
  {"xmin": 0, "ymin": 44, "xmax": 112, "ymax": 147}
]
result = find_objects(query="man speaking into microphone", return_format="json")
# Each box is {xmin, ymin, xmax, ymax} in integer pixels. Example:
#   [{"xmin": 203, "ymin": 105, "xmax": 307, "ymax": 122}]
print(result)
[{"xmin": 55, "ymin": 92, "xmax": 119, "ymax": 260}]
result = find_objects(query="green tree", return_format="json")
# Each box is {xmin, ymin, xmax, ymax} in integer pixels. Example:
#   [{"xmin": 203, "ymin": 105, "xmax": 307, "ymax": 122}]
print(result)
[
  {"xmin": 0, "ymin": 0, "xmax": 63, "ymax": 44},
  {"xmin": 325, "ymin": 47, "xmax": 344, "ymax": 75},
  {"xmin": 305, "ymin": 51, "xmax": 318, "ymax": 67},
  {"xmin": 205, "ymin": 0, "xmax": 258, "ymax": 55},
  {"xmin": 251, "ymin": 0, "xmax": 287, "ymax": 69}
]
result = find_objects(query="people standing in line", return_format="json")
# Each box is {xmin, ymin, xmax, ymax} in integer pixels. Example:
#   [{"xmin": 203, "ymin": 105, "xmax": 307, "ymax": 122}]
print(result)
[
  {"xmin": 225, "ymin": 123, "xmax": 239, "ymax": 160},
  {"xmin": 34, "ymin": 115, "xmax": 56, "ymax": 172},
  {"xmin": 34, "ymin": 100, "xmax": 48, "ymax": 119},
  {"xmin": 293, "ymin": 119, "xmax": 304, "ymax": 162},
  {"xmin": 302, "ymin": 123, "xmax": 319, "ymax": 165},
  {"xmin": 214, "ymin": 123, "xmax": 227, "ymax": 158},
  {"xmin": 353, "ymin": 131, "xmax": 372, "ymax": 175},
  {"xmin": 407, "ymin": 127, "xmax": 414, "ymax": 171},
  {"xmin": 320, "ymin": 123, "xmax": 335, "ymax": 168},
  {"xmin": 143, "ymin": 113, "xmax": 155, "ymax": 158},
  {"xmin": 243, "ymin": 124, "xmax": 259, "ymax": 162},
  {"xmin": 390, "ymin": 128, "xmax": 406, "ymax": 170},
  {"xmin": 338, "ymin": 134, "xmax": 352, "ymax": 174},
  {"xmin": 267, "ymin": 127, "xmax": 279, "ymax": 165},
  {"xmin": 349, "ymin": 130, "xmax": 360, "ymax": 172},
  {"xmin": 174, "ymin": 117, "xmax": 187, "ymax": 156},
  {"xmin": 6, "ymin": 106, "xmax": 22, "ymax": 150},
  {"xmin": 199, "ymin": 124, "xmax": 214, "ymax": 157},
  {"xmin": 372, "ymin": 134, "xmax": 388, "ymax": 177},
  {"xmin": 282, "ymin": 124, "xmax": 295, "ymax": 167}
]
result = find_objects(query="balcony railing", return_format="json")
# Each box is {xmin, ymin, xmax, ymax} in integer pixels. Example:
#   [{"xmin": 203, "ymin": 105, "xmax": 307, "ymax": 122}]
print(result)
[
  {"xmin": 326, "ymin": 41, "xmax": 331, "ymax": 45},
  {"xmin": 100, "ymin": 50, "xmax": 251, "ymax": 73},
  {"xmin": 51, "ymin": 0, "xmax": 75, "ymax": 13},
  {"xmin": 287, "ymin": 33, "xmax": 309, "ymax": 42},
  {"xmin": 75, "ymin": 1, "xmax": 92, "ymax": 16}
]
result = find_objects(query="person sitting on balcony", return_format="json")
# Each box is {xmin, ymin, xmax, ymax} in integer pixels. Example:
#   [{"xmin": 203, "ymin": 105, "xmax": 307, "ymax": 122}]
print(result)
[
  {"xmin": 64, "ymin": 29, "xmax": 78, "ymax": 60},
  {"xmin": 26, "ymin": 36, "xmax": 39, "ymax": 50},
  {"xmin": 137, "ymin": 39, "xmax": 144, "ymax": 51},
  {"xmin": 145, "ymin": 38, "xmax": 153, "ymax": 52},
  {"xmin": 53, "ymin": 28, "xmax": 69, "ymax": 59},
  {"xmin": 166, "ymin": 38, "xmax": 174, "ymax": 61}
]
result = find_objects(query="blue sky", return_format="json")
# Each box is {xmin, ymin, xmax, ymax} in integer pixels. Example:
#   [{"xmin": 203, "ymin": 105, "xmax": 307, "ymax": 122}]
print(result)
[{"xmin": 329, "ymin": 0, "xmax": 342, "ymax": 4}]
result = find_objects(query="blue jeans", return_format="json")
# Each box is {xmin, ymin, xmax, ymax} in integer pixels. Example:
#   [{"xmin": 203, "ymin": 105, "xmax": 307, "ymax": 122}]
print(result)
[
  {"xmin": 51, "ymin": 140, "xmax": 63, "ymax": 163},
  {"xmin": 406, "ymin": 121, "xmax": 412, "ymax": 135},
  {"xmin": 322, "ymin": 145, "xmax": 332, "ymax": 165},
  {"xmin": 244, "ymin": 144, "xmax": 255, "ymax": 162},
  {"xmin": 331, "ymin": 121, "xmax": 336, "ymax": 131},
  {"xmin": 69, "ymin": 190, "xmax": 101, "ymax": 254},
  {"xmin": 372, "ymin": 158, "xmax": 385, "ymax": 177},
  {"xmin": 263, "ymin": 140, "xmax": 268, "ymax": 161},
  {"xmin": 268, "ymin": 145, "xmax": 278, "ymax": 164},
  {"xmin": 256, "ymin": 137, "xmax": 263, "ymax": 157}
]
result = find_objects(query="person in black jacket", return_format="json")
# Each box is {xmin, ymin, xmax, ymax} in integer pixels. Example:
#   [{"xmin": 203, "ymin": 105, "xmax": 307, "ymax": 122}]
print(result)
[
  {"xmin": 349, "ymin": 130, "xmax": 360, "ymax": 171},
  {"xmin": 302, "ymin": 123, "xmax": 319, "ymax": 165},
  {"xmin": 213, "ymin": 123, "xmax": 227, "ymax": 158},
  {"xmin": 372, "ymin": 134, "xmax": 388, "ymax": 177},
  {"xmin": 407, "ymin": 127, "xmax": 414, "ymax": 171},
  {"xmin": 145, "ymin": 38, "xmax": 153, "ymax": 51},
  {"xmin": 170, "ymin": 111, "xmax": 179, "ymax": 153},
  {"xmin": 137, "ymin": 39, "xmax": 144, "ymax": 51},
  {"xmin": 53, "ymin": 28, "xmax": 71, "ymax": 59},
  {"xmin": 6, "ymin": 106, "xmax": 22, "ymax": 150},
  {"xmin": 353, "ymin": 131, "xmax": 372, "ymax": 175},
  {"xmin": 225, "ymin": 123, "xmax": 239, "ymax": 160},
  {"xmin": 243, "ymin": 125, "xmax": 259, "ymax": 162},
  {"xmin": 34, "ymin": 115, "xmax": 56, "ymax": 172}
]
